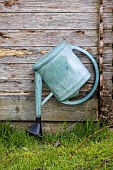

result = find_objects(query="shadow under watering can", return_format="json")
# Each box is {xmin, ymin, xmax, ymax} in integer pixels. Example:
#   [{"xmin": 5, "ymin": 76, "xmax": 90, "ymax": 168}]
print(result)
[{"xmin": 27, "ymin": 41, "xmax": 99, "ymax": 136}]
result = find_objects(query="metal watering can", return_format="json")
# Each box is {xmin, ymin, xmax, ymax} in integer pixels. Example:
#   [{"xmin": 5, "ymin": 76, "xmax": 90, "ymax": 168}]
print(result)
[{"xmin": 28, "ymin": 41, "xmax": 99, "ymax": 136}]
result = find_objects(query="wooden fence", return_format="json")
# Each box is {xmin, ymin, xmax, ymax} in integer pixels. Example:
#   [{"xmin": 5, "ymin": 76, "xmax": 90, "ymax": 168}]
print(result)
[{"xmin": 0, "ymin": 0, "xmax": 112, "ymax": 130}]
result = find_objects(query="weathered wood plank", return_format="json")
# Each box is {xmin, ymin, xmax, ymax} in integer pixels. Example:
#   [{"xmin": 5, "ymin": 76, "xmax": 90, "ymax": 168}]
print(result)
[
  {"xmin": 0, "ymin": 78, "xmax": 96, "ymax": 93},
  {"xmin": 0, "ymin": 47, "xmax": 98, "ymax": 63},
  {"xmin": 0, "ymin": 57, "xmax": 98, "ymax": 96},
  {"xmin": 103, "ymin": 65, "xmax": 113, "ymax": 80},
  {"xmin": 103, "ymin": 30, "xmax": 113, "ymax": 48},
  {"xmin": 0, "ymin": 63, "xmax": 96, "ymax": 79},
  {"xmin": 103, "ymin": 54, "xmax": 113, "ymax": 64},
  {"xmin": 0, "ymin": 30, "xmax": 98, "ymax": 47},
  {"xmin": 0, "ymin": 0, "xmax": 98, "ymax": 13},
  {"xmin": 4, "ymin": 122, "xmax": 79, "ymax": 134},
  {"xmin": 0, "ymin": 13, "xmax": 111, "ymax": 30},
  {"xmin": 103, "ymin": 46, "xmax": 113, "ymax": 54},
  {"xmin": 0, "ymin": 29, "xmax": 111, "ymax": 47},
  {"xmin": 2, "ymin": 121, "xmax": 84, "ymax": 134},
  {"xmin": 99, "ymin": 46, "xmax": 113, "ymax": 62},
  {"xmin": 102, "ymin": 81, "xmax": 112, "ymax": 97},
  {"xmin": 0, "ymin": 84, "xmax": 98, "ymax": 102},
  {"xmin": 5, "ymin": 121, "xmax": 103, "ymax": 133},
  {"xmin": 101, "ymin": 64, "xmax": 112, "ymax": 98},
  {"xmin": 1, "ymin": 0, "xmax": 112, "ymax": 13},
  {"xmin": 103, "ymin": 12, "xmax": 113, "ymax": 30},
  {"xmin": 100, "ymin": 62, "xmax": 112, "ymax": 98},
  {"xmin": 103, "ymin": 0, "xmax": 113, "ymax": 13},
  {"xmin": 0, "ymin": 84, "xmax": 98, "ymax": 98},
  {"xmin": 0, "ymin": 13, "xmax": 98, "ymax": 29},
  {"xmin": 100, "ymin": 96, "xmax": 113, "ymax": 114},
  {"xmin": 0, "ymin": 97, "xmax": 98, "ymax": 121},
  {"xmin": 0, "ymin": 79, "xmax": 34, "ymax": 91},
  {"xmin": 0, "ymin": 76, "xmax": 98, "ymax": 97}
]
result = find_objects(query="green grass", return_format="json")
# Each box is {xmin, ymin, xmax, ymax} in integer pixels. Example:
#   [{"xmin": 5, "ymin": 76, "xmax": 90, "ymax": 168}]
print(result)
[{"xmin": 0, "ymin": 121, "xmax": 113, "ymax": 170}]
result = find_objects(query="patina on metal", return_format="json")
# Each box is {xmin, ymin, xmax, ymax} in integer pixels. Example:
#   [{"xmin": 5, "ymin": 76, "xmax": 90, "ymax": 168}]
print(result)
[{"xmin": 28, "ymin": 41, "xmax": 99, "ymax": 136}]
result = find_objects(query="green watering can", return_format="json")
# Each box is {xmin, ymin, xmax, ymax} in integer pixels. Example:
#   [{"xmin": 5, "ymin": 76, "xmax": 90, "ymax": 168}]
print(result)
[{"xmin": 28, "ymin": 41, "xmax": 99, "ymax": 136}]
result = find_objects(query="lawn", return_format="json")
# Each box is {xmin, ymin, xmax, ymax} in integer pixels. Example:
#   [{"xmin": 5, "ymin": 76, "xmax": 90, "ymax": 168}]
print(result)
[{"xmin": 0, "ymin": 121, "xmax": 113, "ymax": 170}]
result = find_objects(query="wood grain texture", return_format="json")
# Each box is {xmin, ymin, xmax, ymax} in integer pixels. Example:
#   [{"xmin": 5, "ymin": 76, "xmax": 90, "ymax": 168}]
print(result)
[
  {"xmin": 102, "ymin": 45, "xmax": 113, "ymax": 65},
  {"xmin": 2, "ymin": 121, "xmax": 84, "ymax": 134},
  {"xmin": 103, "ymin": 54, "xmax": 113, "ymax": 64},
  {"xmin": 0, "ymin": 0, "xmax": 112, "ymax": 13},
  {"xmin": 0, "ymin": 30, "xmax": 98, "ymax": 47},
  {"xmin": 103, "ymin": 64, "xmax": 113, "ymax": 80},
  {"xmin": 0, "ymin": 29, "xmax": 111, "ymax": 47},
  {"xmin": 0, "ymin": 0, "xmax": 98, "ymax": 13},
  {"xmin": 0, "ymin": 13, "xmax": 98, "ymax": 30},
  {"xmin": 103, "ymin": 0, "xmax": 113, "ymax": 13},
  {"xmin": 0, "ymin": 13, "xmax": 111, "ymax": 30},
  {"xmin": 0, "ymin": 63, "xmax": 96, "ymax": 79},
  {"xmin": 0, "ymin": 47, "xmax": 98, "ymax": 63},
  {"xmin": 6, "ymin": 122, "xmax": 81, "ymax": 133},
  {"xmin": 0, "ymin": 97, "xmax": 98, "ymax": 121},
  {"xmin": 0, "ymin": 78, "xmax": 96, "ymax": 93},
  {"xmin": 103, "ymin": 12, "xmax": 113, "ymax": 30},
  {"xmin": 100, "ymin": 0, "xmax": 113, "ymax": 121},
  {"xmin": 0, "ymin": 55, "xmax": 97, "ymax": 96}
]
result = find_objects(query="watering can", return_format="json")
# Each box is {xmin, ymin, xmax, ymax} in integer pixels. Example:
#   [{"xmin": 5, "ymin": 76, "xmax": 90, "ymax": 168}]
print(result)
[{"xmin": 28, "ymin": 41, "xmax": 99, "ymax": 136}]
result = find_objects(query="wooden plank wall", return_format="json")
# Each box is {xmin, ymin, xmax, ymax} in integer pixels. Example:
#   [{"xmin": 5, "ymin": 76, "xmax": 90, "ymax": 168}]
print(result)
[
  {"xmin": 99, "ymin": 0, "xmax": 113, "ymax": 123},
  {"xmin": 0, "ymin": 0, "xmax": 112, "ymax": 128}
]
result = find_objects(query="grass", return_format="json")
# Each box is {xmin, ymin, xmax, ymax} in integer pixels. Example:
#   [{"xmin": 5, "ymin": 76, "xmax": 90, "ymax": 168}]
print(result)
[{"xmin": 0, "ymin": 121, "xmax": 113, "ymax": 170}]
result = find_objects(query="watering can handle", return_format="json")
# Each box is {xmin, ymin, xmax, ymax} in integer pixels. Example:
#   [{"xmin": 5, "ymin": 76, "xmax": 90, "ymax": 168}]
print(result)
[{"xmin": 61, "ymin": 45, "xmax": 99, "ymax": 105}]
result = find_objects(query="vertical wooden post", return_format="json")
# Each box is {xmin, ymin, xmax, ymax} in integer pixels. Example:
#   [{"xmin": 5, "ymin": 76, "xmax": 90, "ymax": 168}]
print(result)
[
  {"xmin": 98, "ymin": 0, "xmax": 104, "ymax": 120},
  {"xmin": 98, "ymin": 0, "xmax": 113, "ymax": 123}
]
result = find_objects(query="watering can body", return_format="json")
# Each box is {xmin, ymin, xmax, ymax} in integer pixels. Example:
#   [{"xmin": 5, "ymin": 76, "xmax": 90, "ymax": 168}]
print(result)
[{"xmin": 33, "ymin": 41, "xmax": 92, "ymax": 102}]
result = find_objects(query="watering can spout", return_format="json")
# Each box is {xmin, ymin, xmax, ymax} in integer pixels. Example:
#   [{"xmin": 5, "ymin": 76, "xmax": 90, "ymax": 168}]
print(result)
[
  {"xmin": 27, "ymin": 117, "xmax": 42, "ymax": 136},
  {"xmin": 27, "ymin": 72, "xmax": 43, "ymax": 136}
]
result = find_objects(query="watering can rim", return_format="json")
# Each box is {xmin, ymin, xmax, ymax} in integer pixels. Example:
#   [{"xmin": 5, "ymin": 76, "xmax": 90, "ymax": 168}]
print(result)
[{"xmin": 33, "ymin": 41, "xmax": 68, "ymax": 71}]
